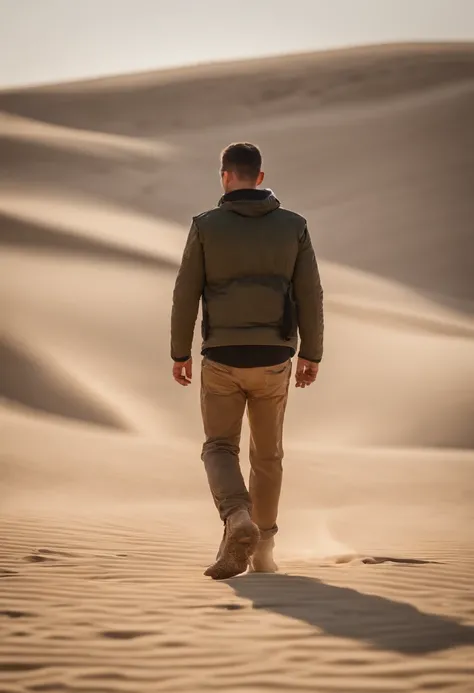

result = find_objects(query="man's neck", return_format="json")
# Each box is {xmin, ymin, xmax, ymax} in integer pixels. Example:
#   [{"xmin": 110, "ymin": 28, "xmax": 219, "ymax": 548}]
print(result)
[{"xmin": 225, "ymin": 184, "xmax": 257, "ymax": 194}]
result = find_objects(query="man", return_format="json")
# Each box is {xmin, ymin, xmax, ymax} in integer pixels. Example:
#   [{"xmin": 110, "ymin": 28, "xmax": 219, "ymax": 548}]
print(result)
[{"xmin": 171, "ymin": 142, "xmax": 323, "ymax": 580}]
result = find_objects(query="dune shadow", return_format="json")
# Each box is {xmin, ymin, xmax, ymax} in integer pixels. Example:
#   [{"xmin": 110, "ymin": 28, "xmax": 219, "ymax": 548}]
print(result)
[
  {"xmin": 0, "ymin": 133, "xmax": 160, "ymax": 170},
  {"xmin": 0, "ymin": 336, "xmax": 129, "ymax": 431},
  {"xmin": 228, "ymin": 573, "xmax": 474, "ymax": 655},
  {"xmin": 0, "ymin": 213, "xmax": 178, "ymax": 271},
  {"xmin": 0, "ymin": 136, "xmax": 181, "ymax": 221}
]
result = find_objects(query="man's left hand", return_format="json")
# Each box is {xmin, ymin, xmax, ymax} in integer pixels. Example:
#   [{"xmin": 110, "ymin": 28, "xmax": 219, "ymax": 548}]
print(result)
[{"xmin": 173, "ymin": 358, "xmax": 193, "ymax": 386}]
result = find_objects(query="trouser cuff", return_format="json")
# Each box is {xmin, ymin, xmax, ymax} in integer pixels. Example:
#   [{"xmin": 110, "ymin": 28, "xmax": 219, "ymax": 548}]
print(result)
[{"xmin": 258, "ymin": 525, "xmax": 278, "ymax": 540}]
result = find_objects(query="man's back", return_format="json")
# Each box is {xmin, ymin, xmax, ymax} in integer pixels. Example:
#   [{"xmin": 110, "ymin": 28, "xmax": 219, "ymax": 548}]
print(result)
[
  {"xmin": 196, "ymin": 189, "xmax": 305, "ymax": 284},
  {"xmin": 171, "ymin": 187, "xmax": 323, "ymax": 366}
]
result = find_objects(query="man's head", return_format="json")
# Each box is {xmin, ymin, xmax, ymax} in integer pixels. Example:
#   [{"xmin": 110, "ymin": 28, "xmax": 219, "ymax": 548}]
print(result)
[{"xmin": 220, "ymin": 142, "xmax": 264, "ymax": 193}]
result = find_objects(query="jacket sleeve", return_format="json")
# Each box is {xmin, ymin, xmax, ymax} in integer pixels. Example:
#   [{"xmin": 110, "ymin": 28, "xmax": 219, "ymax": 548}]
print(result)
[
  {"xmin": 292, "ymin": 224, "xmax": 324, "ymax": 362},
  {"xmin": 170, "ymin": 221, "xmax": 205, "ymax": 360}
]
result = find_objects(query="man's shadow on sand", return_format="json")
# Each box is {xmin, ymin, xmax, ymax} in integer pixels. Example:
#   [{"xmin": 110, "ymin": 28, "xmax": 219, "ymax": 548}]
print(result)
[{"xmin": 227, "ymin": 573, "xmax": 474, "ymax": 655}]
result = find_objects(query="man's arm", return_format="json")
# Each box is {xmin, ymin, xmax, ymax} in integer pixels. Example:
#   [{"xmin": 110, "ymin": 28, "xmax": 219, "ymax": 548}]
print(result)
[
  {"xmin": 170, "ymin": 221, "xmax": 205, "ymax": 361},
  {"xmin": 292, "ymin": 224, "xmax": 324, "ymax": 364}
]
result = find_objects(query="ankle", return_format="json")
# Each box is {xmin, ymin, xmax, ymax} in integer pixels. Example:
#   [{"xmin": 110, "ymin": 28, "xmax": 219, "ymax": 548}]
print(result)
[{"xmin": 255, "ymin": 536, "xmax": 275, "ymax": 550}]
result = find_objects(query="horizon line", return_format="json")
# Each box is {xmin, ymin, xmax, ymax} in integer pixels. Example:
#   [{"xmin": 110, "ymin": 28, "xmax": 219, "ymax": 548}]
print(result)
[{"xmin": 1, "ymin": 39, "xmax": 472, "ymax": 93}]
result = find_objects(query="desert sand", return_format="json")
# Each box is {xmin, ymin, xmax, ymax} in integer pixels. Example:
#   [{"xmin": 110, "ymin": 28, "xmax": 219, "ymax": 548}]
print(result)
[{"xmin": 1, "ymin": 43, "xmax": 474, "ymax": 692}]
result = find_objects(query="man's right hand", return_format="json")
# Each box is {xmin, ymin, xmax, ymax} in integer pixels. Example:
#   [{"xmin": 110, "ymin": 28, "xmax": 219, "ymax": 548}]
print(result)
[
  {"xmin": 173, "ymin": 358, "xmax": 193, "ymax": 386},
  {"xmin": 295, "ymin": 358, "xmax": 319, "ymax": 388}
]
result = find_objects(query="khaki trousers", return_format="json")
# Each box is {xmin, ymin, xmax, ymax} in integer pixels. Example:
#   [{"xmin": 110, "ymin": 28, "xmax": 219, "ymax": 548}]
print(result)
[{"xmin": 200, "ymin": 357, "xmax": 291, "ymax": 540}]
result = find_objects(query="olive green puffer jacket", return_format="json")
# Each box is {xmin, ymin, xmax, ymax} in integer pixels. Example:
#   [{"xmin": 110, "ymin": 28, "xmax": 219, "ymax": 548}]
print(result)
[{"xmin": 170, "ymin": 189, "xmax": 324, "ymax": 362}]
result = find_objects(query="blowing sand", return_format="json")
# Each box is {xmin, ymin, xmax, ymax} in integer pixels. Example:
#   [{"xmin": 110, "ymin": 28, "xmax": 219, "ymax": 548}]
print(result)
[{"xmin": 1, "ymin": 43, "xmax": 474, "ymax": 693}]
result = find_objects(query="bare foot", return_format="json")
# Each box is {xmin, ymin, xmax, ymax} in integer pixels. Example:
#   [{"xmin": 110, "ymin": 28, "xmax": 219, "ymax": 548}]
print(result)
[{"xmin": 249, "ymin": 537, "xmax": 278, "ymax": 573}]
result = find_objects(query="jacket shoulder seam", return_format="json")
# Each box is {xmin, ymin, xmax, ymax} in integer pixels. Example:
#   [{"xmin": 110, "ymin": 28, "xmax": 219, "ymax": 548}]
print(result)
[
  {"xmin": 193, "ymin": 207, "xmax": 220, "ymax": 225},
  {"xmin": 277, "ymin": 207, "xmax": 307, "ymax": 224}
]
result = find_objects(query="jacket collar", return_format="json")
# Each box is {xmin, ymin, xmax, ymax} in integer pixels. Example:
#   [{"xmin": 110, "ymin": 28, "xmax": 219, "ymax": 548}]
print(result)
[{"xmin": 220, "ymin": 188, "xmax": 272, "ymax": 203}]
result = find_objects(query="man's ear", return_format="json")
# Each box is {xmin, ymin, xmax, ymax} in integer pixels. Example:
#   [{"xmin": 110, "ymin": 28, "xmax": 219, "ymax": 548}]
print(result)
[
  {"xmin": 257, "ymin": 171, "xmax": 265, "ymax": 186},
  {"xmin": 221, "ymin": 170, "xmax": 231, "ymax": 189}
]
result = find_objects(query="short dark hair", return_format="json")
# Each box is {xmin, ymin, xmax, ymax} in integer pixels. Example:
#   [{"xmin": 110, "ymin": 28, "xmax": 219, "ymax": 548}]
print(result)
[{"xmin": 221, "ymin": 142, "xmax": 262, "ymax": 181}]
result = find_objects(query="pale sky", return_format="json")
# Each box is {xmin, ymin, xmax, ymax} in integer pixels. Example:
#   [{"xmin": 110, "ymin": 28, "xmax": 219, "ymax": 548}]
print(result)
[{"xmin": 0, "ymin": 0, "xmax": 473, "ymax": 88}]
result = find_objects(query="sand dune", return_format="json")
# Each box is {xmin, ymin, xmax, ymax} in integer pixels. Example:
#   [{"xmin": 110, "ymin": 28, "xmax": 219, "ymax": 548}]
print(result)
[
  {"xmin": 1, "ymin": 43, "xmax": 473, "ymax": 136},
  {"xmin": 1, "ymin": 43, "xmax": 474, "ymax": 692}
]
